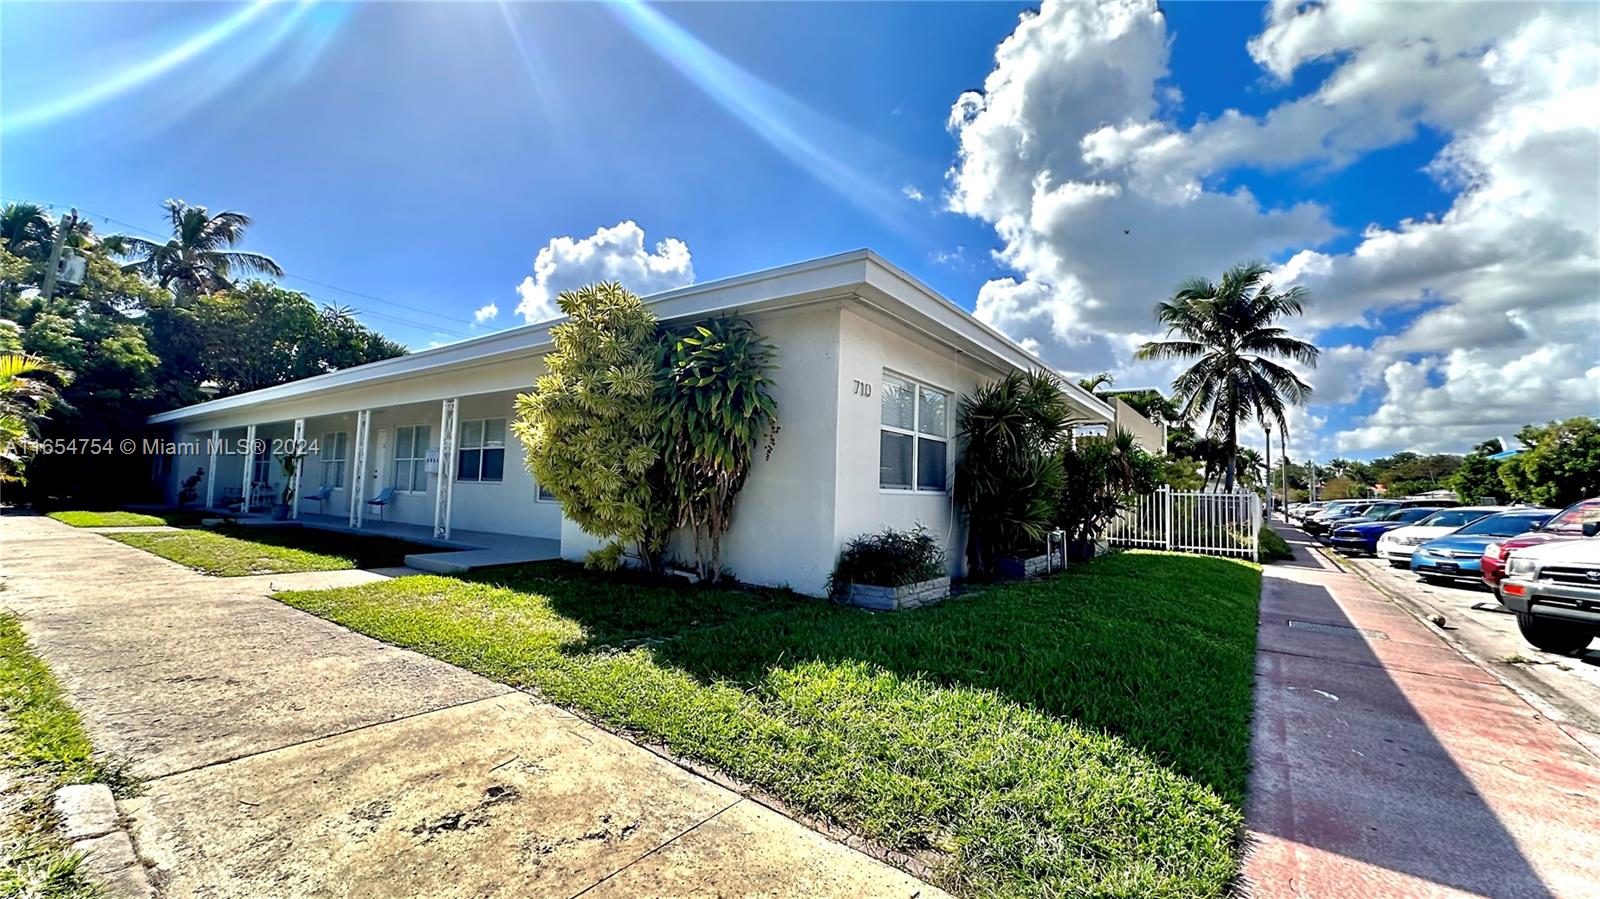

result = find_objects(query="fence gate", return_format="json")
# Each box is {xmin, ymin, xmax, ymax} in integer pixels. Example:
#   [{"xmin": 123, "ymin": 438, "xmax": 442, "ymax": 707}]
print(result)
[{"xmin": 1105, "ymin": 486, "xmax": 1262, "ymax": 560}]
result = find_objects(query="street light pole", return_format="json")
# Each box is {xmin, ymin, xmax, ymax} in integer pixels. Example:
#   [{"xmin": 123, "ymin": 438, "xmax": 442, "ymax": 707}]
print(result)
[
  {"xmin": 1281, "ymin": 425, "xmax": 1289, "ymax": 517},
  {"xmin": 1264, "ymin": 421, "xmax": 1273, "ymax": 522}
]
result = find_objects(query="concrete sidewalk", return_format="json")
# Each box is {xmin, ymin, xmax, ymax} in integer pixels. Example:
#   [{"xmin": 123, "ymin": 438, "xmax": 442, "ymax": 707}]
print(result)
[
  {"xmin": 0, "ymin": 515, "xmax": 941, "ymax": 898},
  {"xmin": 1246, "ymin": 523, "xmax": 1600, "ymax": 898}
]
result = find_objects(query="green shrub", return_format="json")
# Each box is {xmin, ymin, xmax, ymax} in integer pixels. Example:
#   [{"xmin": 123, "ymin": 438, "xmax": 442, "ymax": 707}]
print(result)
[
  {"xmin": 830, "ymin": 526, "xmax": 946, "ymax": 592},
  {"xmin": 1259, "ymin": 525, "xmax": 1293, "ymax": 562}
]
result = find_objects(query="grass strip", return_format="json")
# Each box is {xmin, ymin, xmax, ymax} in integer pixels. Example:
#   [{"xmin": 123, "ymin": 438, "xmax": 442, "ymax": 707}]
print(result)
[
  {"xmin": 1, "ymin": 613, "xmax": 132, "ymax": 899},
  {"xmin": 106, "ymin": 527, "xmax": 429, "ymax": 576}
]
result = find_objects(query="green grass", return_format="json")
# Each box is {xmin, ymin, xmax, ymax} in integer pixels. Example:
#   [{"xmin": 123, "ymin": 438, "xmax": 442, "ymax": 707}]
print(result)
[
  {"xmin": 45, "ymin": 511, "xmax": 205, "ymax": 528},
  {"xmin": 1259, "ymin": 526, "xmax": 1294, "ymax": 562},
  {"xmin": 1, "ymin": 613, "xmax": 132, "ymax": 899},
  {"xmin": 278, "ymin": 552, "xmax": 1261, "ymax": 897},
  {"xmin": 106, "ymin": 526, "xmax": 431, "ymax": 577}
]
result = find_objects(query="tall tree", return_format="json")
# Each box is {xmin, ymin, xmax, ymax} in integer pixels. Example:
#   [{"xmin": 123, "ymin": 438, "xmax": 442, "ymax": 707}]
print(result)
[
  {"xmin": 1135, "ymin": 262, "xmax": 1319, "ymax": 491},
  {"xmin": 115, "ymin": 200, "xmax": 284, "ymax": 298}
]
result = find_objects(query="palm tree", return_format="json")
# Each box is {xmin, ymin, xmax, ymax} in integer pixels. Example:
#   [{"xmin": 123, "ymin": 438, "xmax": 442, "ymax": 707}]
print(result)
[
  {"xmin": 1135, "ymin": 262, "xmax": 1319, "ymax": 491},
  {"xmin": 0, "ymin": 352, "xmax": 72, "ymax": 483},
  {"xmin": 115, "ymin": 200, "xmax": 283, "ymax": 298},
  {"xmin": 1078, "ymin": 371, "xmax": 1114, "ymax": 393},
  {"xmin": 1, "ymin": 203, "xmax": 54, "ymax": 259},
  {"xmin": 1236, "ymin": 447, "xmax": 1267, "ymax": 488}
]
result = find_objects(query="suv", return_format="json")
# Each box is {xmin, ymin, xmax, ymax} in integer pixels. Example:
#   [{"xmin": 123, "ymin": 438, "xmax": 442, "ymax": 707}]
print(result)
[
  {"xmin": 1482, "ymin": 497, "xmax": 1600, "ymax": 595},
  {"xmin": 1501, "ymin": 531, "xmax": 1600, "ymax": 653}
]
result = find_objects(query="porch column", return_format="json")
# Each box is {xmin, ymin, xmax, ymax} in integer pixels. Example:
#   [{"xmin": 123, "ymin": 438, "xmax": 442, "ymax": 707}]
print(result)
[
  {"xmin": 348, "ymin": 409, "xmax": 371, "ymax": 528},
  {"xmin": 290, "ymin": 418, "xmax": 305, "ymax": 520},
  {"xmin": 240, "ymin": 423, "xmax": 258, "ymax": 515},
  {"xmin": 205, "ymin": 428, "xmax": 219, "ymax": 508},
  {"xmin": 433, "ymin": 398, "xmax": 459, "ymax": 540}
]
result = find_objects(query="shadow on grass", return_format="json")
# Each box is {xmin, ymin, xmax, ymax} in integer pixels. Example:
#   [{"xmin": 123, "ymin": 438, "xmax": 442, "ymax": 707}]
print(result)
[
  {"xmin": 469, "ymin": 552, "xmax": 1260, "ymax": 807},
  {"xmin": 206, "ymin": 525, "xmax": 433, "ymax": 569}
]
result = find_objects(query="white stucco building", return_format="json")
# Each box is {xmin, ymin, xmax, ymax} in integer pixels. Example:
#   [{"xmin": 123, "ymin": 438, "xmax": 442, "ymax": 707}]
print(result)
[{"xmin": 148, "ymin": 250, "xmax": 1156, "ymax": 596}]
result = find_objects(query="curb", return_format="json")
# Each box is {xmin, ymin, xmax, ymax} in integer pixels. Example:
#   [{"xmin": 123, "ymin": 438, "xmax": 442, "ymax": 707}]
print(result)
[{"xmin": 53, "ymin": 784, "xmax": 156, "ymax": 898}]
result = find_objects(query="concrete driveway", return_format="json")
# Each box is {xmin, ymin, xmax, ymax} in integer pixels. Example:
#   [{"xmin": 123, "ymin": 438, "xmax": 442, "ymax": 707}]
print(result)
[{"xmin": 0, "ymin": 515, "xmax": 942, "ymax": 898}]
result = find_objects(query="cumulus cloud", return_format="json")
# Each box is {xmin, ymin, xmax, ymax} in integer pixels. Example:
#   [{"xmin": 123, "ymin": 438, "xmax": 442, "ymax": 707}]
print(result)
[
  {"xmin": 947, "ymin": 0, "xmax": 1600, "ymax": 456},
  {"xmin": 514, "ymin": 221, "xmax": 695, "ymax": 323},
  {"xmin": 902, "ymin": 184, "xmax": 925, "ymax": 202},
  {"xmin": 473, "ymin": 302, "xmax": 498, "ymax": 324}
]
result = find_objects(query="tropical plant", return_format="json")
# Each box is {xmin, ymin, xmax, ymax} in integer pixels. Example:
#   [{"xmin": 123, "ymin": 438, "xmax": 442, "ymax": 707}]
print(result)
[
  {"xmin": 177, "ymin": 468, "xmax": 206, "ymax": 507},
  {"xmin": 1078, "ymin": 371, "xmax": 1115, "ymax": 392},
  {"xmin": 0, "ymin": 351, "xmax": 72, "ymax": 482},
  {"xmin": 954, "ymin": 370, "xmax": 1077, "ymax": 577},
  {"xmin": 657, "ymin": 316, "xmax": 779, "ymax": 583},
  {"xmin": 513, "ymin": 282, "xmax": 672, "ymax": 570},
  {"xmin": 1236, "ymin": 447, "xmax": 1266, "ymax": 488},
  {"xmin": 0, "ymin": 202, "xmax": 54, "ymax": 259},
  {"xmin": 1500, "ymin": 417, "xmax": 1600, "ymax": 507},
  {"xmin": 1449, "ymin": 441, "xmax": 1514, "ymax": 504},
  {"xmin": 115, "ymin": 200, "xmax": 284, "ymax": 297},
  {"xmin": 1135, "ymin": 262, "xmax": 1319, "ymax": 491},
  {"xmin": 1053, "ymin": 430, "xmax": 1161, "ymax": 557},
  {"xmin": 829, "ymin": 525, "xmax": 946, "ymax": 592}
]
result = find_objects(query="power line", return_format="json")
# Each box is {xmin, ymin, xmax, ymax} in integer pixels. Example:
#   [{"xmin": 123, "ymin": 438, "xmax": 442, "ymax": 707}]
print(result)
[{"xmin": 3, "ymin": 195, "xmax": 483, "ymax": 338}]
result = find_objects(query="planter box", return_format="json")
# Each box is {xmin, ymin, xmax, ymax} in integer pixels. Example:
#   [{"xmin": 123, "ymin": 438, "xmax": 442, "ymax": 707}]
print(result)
[
  {"xmin": 841, "ymin": 576, "xmax": 951, "ymax": 611},
  {"xmin": 998, "ymin": 553, "xmax": 1063, "ymax": 580}
]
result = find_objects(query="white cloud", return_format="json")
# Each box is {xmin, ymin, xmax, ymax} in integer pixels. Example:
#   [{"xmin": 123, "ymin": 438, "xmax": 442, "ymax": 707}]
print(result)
[
  {"xmin": 473, "ymin": 302, "xmax": 498, "ymax": 324},
  {"xmin": 902, "ymin": 184, "xmax": 925, "ymax": 202},
  {"xmin": 947, "ymin": 0, "xmax": 1600, "ymax": 456},
  {"xmin": 514, "ymin": 221, "xmax": 695, "ymax": 323}
]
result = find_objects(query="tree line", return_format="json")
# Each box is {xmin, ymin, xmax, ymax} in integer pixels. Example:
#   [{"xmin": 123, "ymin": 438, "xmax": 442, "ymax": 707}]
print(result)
[{"xmin": 1, "ymin": 200, "xmax": 407, "ymax": 502}]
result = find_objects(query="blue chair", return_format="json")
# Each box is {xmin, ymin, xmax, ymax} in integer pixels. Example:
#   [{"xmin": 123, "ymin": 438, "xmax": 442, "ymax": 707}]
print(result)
[
  {"xmin": 302, "ymin": 484, "xmax": 334, "ymax": 514},
  {"xmin": 366, "ymin": 486, "xmax": 396, "ymax": 521}
]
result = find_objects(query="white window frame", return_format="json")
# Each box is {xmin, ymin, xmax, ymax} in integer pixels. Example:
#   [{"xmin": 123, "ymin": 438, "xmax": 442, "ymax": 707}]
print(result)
[
  {"xmin": 251, "ymin": 453, "xmax": 272, "ymax": 487},
  {"xmin": 393, "ymin": 424, "xmax": 430, "ymax": 494},
  {"xmin": 879, "ymin": 370, "xmax": 951, "ymax": 494},
  {"xmin": 456, "ymin": 417, "xmax": 507, "ymax": 484},
  {"xmin": 320, "ymin": 431, "xmax": 348, "ymax": 490},
  {"xmin": 535, "ymin": 483, "xmax": 559, "ymax": 504}
]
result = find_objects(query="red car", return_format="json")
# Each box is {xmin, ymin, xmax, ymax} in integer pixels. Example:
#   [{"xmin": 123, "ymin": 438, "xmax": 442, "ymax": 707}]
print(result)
[{"xmin": 1481, "ymin": 497, "xmax": 1600, "ymax": 595}]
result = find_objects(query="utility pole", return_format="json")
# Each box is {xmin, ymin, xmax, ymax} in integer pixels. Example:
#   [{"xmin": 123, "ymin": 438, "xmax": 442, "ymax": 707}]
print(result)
[
  {"xmin": 39, "ymin": 207, "xmax": 78, "ymax": 303},
  {"xmin": 1310, "ymin": 455, "xmax": 1317, "ymax": 503}
]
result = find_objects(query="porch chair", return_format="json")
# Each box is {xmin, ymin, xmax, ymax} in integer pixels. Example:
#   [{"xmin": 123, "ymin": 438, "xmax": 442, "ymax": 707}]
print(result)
[
  {"xmin": 366, "ymin": 486, "xmax": 396, "ymax": 522},
  {"xmin": 302, "ymin": 484, "xmax": 335, "ymax": 514}
]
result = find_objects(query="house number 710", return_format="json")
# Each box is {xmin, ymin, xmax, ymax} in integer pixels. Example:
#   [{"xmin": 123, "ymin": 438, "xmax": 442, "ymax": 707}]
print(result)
[{"xmin": 851, "ymin": 379, "xmax": 872, "ymax": 397}]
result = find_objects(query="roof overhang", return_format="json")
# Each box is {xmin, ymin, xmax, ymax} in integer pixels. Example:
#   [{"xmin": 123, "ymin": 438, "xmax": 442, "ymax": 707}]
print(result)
[{"xmin": 148, "ymin": 249, "xmax": 1113, "ymax": 425}]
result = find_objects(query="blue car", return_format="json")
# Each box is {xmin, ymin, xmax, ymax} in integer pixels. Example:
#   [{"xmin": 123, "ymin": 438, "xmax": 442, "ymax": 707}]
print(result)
[
  {"xmin": 1411, "ymin": 508, "xmax": 1559, "ymax": 584},
  {"xmin": 1330, "ymin": 507, "xmax": 1444, "ymax": 555}
]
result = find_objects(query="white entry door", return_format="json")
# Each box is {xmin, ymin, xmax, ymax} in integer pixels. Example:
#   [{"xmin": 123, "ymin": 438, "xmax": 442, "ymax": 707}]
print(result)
[{"xmin": 373, "ymin": 428, "xmax": 391, "ymax": 492}]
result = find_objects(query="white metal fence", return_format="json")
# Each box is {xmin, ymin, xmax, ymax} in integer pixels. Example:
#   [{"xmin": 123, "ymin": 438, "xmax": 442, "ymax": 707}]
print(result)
[{"xmin": 1105, "ymin": 486, "xmax": 1262, "ymax": 560}]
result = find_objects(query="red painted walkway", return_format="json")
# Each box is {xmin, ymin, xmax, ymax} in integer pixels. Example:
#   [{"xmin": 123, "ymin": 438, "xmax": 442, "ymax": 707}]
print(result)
[{"xmin": 1245, "ymin": 525, "xmax": 1600, "ymax": 898}]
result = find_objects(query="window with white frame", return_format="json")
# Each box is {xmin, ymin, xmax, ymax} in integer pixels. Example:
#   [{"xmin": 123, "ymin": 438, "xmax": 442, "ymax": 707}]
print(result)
[
  {"xmin": 536, "ymin": 483, "xmax": 558, "ymax": 503},
  {"xmin": 251, "ymin": 454, "xmax": 272, "ymax": 487},
  {"xmin": 393, "ymin": 425, "xmax": 430, "ymax": 492},
  {"xmin": 879, "ymin": 371, "xmax": 949, "ymax": 491},
  {"xmin": 320, "ymin": 432, "xmax": 348, "ymax": 488},
  {"xmin": 457, "ymin": 418, "xmax": 506, "ymax": 483}
]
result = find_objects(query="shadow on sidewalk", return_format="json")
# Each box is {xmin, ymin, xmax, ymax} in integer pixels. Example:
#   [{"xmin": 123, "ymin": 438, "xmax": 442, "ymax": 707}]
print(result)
[{"xmin": 1249, "ymin": 538, "xmax": 1559, "ymax": 897}]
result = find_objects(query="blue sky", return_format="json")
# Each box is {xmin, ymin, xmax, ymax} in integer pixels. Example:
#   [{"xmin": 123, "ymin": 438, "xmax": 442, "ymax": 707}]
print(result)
[{"xmin": 3, "ymin": 1, "xmax": 1595, "ymax": 459}]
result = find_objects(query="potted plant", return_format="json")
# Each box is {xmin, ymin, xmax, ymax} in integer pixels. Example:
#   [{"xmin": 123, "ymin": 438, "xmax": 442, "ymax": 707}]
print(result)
[
  {"xmin": 829, "ymin": 526, "xmax": 949, "ymax": 610},
  {"xmin": 272, "ymin": 450, "xmax": 306, "ymax": 520}
]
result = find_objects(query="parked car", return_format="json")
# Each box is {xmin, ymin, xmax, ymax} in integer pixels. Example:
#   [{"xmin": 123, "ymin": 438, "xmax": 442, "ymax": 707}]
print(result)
[
  {"xmin": 1291, "ymin": 501, "xmax": 1326, "ymax": 520},
  {"xmin": 1482, "ymin": 497, "xmax": 1600, "ymax": 595},
  {"xmin": 1500, "ymin": 533, "xmax": 1600, "ymax": 653},
  {"xmin": 1329, "ymin": 507, "xmax": 1445, "ymax": 555},
  {"xmin": 1409, "ymin": 508, "xmax": 1559, "ymax": 585},
  {"xmin": 1376, "ymin": 506, "xmax": 1503, "ymax": 567},
  {"xmin": 1304, "ymin": 501, "xmax": 1376, "ymax": 536}
]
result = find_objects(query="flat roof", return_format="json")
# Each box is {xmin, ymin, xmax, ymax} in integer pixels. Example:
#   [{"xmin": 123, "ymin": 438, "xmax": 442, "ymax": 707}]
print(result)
[{"xmin": 149, "ymin": 249, "xmax": 1113, "ymax": 424}]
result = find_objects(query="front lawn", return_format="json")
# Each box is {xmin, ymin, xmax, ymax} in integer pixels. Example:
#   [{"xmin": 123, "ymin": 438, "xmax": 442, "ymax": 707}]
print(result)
[
  {"xmin": 1, "ymin": 613, "xmax": 134, "ymax": 898},
  {"xmin": 46, "ymin": 510, "xmax": 203, "ymax": 528},
  {"xmin": 106, "ymin": 527, "xmax": 430, "ymax": 576},
  {"xmin": 277, "ymin": 552, "xmax": 1261, "ymax": 897}
]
